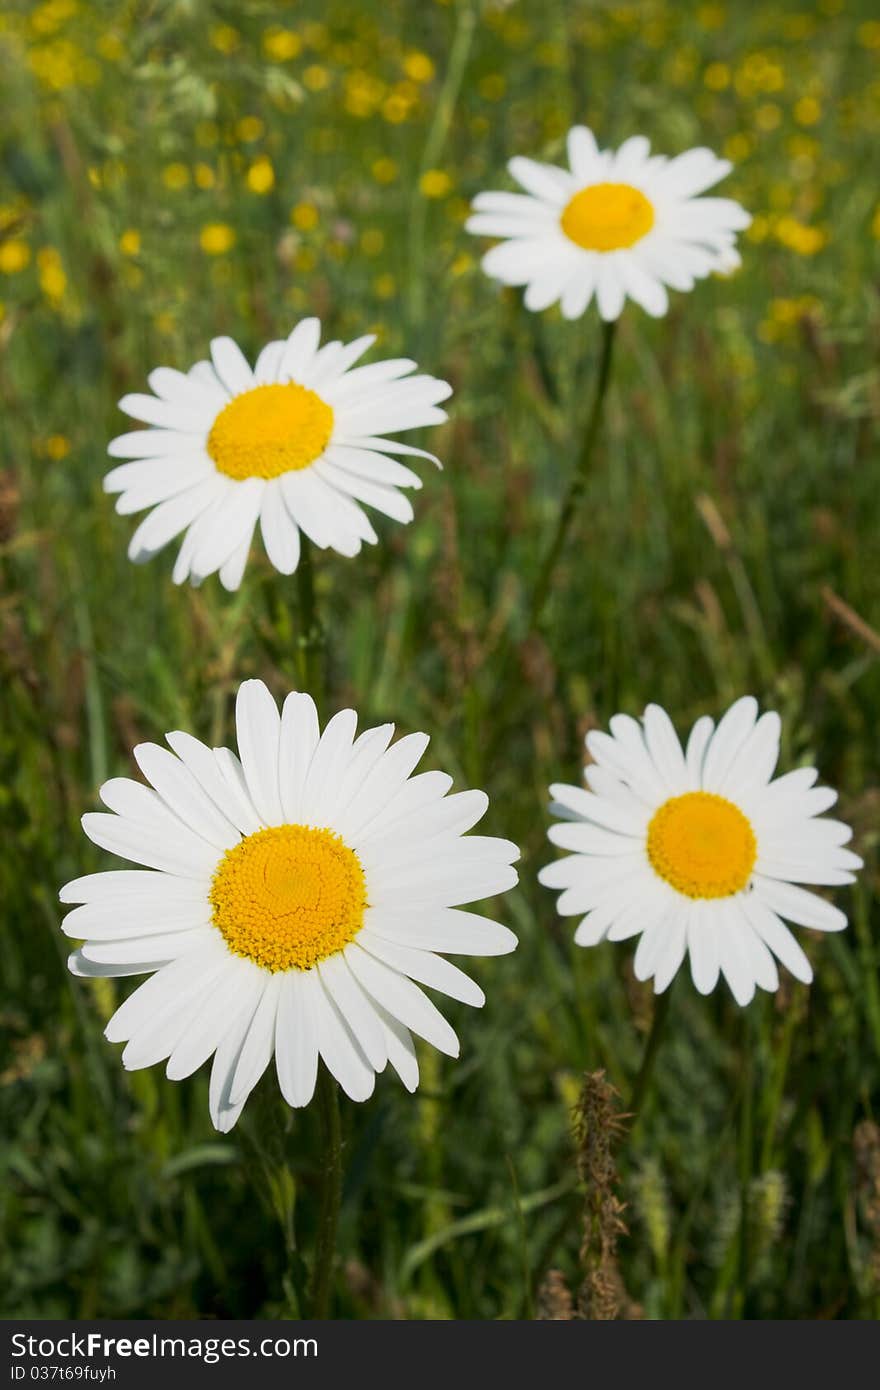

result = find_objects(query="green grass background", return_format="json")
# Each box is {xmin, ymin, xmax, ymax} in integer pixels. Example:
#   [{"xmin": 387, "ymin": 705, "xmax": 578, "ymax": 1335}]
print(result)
[{"xmin": 2, "ymin": 0, "xmax": 879, "ymax": 1319}]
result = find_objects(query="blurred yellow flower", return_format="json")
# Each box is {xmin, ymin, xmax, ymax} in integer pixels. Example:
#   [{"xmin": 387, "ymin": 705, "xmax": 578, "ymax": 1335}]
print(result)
[
  {"xmin": 119, "ymin": 229, "xmax": 140, "ymax": 257},
  {"xmin": 724, "ymin": 133, "xmax": 753, "ymax": 161},
  {"xmin": 759, "ymin": 295, "xmax": 821, "ymax": 343},
  {"xmin": 263, "ymin": 27, "xmax": 302, "ymax": 61},
  {"xmin": 246, "ymin": 157, "xmax": 275, "ymax": 194},
  {"xmin": 344, "ymin": 71, "xmax": 385, "ymax": 118},
  {"xmin": 755, "ymin": 103, "xmax": 782, "ymax": 131},
  {"xmin": 291, "ymin": 202, "xmax": 319, "ymax": 230},
  {"xmin": 162, "ymin": 163, "xmax": 190, "ymax": 191},
  {"xmin": 200, "ymin": 223, "xmax": 236, "ymax": 255},
  {"xmin": 0, "ymin": 240, "xmax": 31, "ymax": 274},
  {"xmin": 236, "ymin": 116, "xmax": 264, "ymax": 142},
  {"xmin": 371, "ymin": 157, "xmax": 398, "ymax": 184},
  {"xmin": 46, "ymin": 433, "xmax": 70, "ymax": 460},
  {"xmin": 383, "ymin": 91, "xmax": 415, "ymax": 123},
  {"xmin": 374, "ymin": 272, "xmax": 396, "ymax": 299},
  {"xmin": 96, "ymin": 32, "xmax": 124, "ymax": 62},
  {"xmin": 37, "ymin": 247, "xmax": 66, "ymax": 303},
  {"xmin": 194, "ymin": 163, "xmax": 216, "ymax": 190},
  {"xmin": 304, "ymin": 65, "xmax": 330, "ymax": 91},
  {"xmin": 858, "ymin": 21, "xmax": 880, "ymax": 48},
  {"xmin": 403, "ymin": 51, "xmax": 435, "ymax": 83},
  {"xmin": 775, "ymin": 216, "xmax": 826, "ymax": 255},
  {"xmin": 31, "ymin": 0, "xmax": 78, "ymax": 35},
  {"xmin": 210, "ymin": 24, "xmax": 239, "ymax": 54},
  {"xmin": 419, "ymin": 169, "xmax": 453, "ymax": 199},
  {"xmin": 746, "ymin": 214, "xmax": 770, "ymax": 243},
  {"xmin": 294, "ymin": 247, "xmax": 317, "ymax": 273},
  {"xmin": 794, "ymin": 97, "xmax": 821, "ymax": 126},
  {"xmin": 704, "ymin": 62, "xmax": 730, "ymax": 90}
]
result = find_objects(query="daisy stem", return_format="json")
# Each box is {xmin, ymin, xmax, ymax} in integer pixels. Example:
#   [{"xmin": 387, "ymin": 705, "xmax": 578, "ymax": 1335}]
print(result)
[
  {"xmin": 628, "ymin": 986, "xmax": 672, "ymax": 1121},
  {"xmin": 310, "ymin": 1068, "xmax": 343, "ymax": 1319},
  {"xmin": 526, "ymin": 318, "xmax": 617, "ymax": 632},
  {"xmin": 296, "ymin": 537, "xmax": 325, "ymax": 703}
]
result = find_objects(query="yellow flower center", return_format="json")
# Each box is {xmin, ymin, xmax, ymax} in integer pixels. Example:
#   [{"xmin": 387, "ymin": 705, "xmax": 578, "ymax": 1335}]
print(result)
[
  {"xmin": 560, "ymin": 181, "xmax": 655, "ymax": 252},
  {"xmin": 207, "ymin": 382, "xmax": 334, "ymax": 481},
  {"xmin": 210, "ymin": 824, "xmax": 366, "ymax": 972},
  {"xmin": 646, "ymin": 792, "xmax": 756, "ymax": 900}
]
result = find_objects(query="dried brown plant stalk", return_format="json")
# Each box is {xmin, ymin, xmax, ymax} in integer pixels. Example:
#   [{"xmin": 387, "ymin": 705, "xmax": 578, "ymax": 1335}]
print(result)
[
  {"xmin": 854, "ymin": 1120, "xmax": 880, "ymax": 1292},
  {"xmin": 574, "ymin": 1070, "xmax": 641, "ymax": 1320}
]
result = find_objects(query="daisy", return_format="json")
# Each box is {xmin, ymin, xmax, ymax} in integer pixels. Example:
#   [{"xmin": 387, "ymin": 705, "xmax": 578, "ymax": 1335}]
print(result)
[
  {"xmin": 538, "ymin": 698, "xmax": 861, "ymax": 1005},
  {"xmin": 105, "ymin": 321, "xmax": 452, "ymax": 590},
  {"xmin": 60, "ymin": 681, "xmax": 518, "ymax": 1130},
  {"xmin": 466, "ymin": 125, "xmax": 750, "ymax": 321}
]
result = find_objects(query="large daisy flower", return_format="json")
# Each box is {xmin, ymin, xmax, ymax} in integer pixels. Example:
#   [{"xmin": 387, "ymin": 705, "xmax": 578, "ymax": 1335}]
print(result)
[
  {"xmin": 538, "ymin": 698, "xmax": 861, "ymax": 1005},
  {"xmin": 466, "ymin": 125, "xmax": 750, "ymax": 320},
  {"xmin": 105, "ymin": 321, "xmax": 452, "ymax": 589},
  {"xmin": 60, "ymin": 680, "xmax": 519, "ymax": 1130}
]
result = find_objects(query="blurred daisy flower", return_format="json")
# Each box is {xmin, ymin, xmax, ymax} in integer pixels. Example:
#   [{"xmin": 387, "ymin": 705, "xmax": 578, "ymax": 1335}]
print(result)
[
  {"xmin": 60, "ymin": 680, "xmax": 518, "ymax": 1130},
  {"xmin": 105, "ymin": 322, "xmax": 452, "ymax": 589},
  {"xmin": 466, "ymin": 126, "xmax": 750, "ymax": 320},
  {"xmin": 539, "ymin": 698, "xmax": 860, "ymax": 1005}
]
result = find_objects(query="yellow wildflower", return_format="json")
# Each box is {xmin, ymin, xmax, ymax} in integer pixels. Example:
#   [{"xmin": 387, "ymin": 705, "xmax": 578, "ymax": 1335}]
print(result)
[
  {"xmin": 46, "ymin": 434, "xmax": 71, "ymax": 460},
  {"xmin": 263, "ymin": 27, "xmax": 302, "ymax": 61},
  {"xmin": 291, "ymin": 202, "xmax": 319, "ymax": 231},
  {"xmin": 419, "ymin": 169, "xmax": 453, "ymax": 199},
  {"xmin": 403, "ymin": 52, "xmax": 435, "ymax": 83},
  {"xmin": 0, "ymin": 240, "xmax": 31, "ymax": 273},
  {"xmin": 246, "ymin": 157, "xmax": 275, "ymax": 194},
  {"xmin": 200, "ymin": 223, "xmax": 236, "ymax": 255},
  {"xmin": 162, "ymin": 163, "xmax": 190, "ymax": 191}
]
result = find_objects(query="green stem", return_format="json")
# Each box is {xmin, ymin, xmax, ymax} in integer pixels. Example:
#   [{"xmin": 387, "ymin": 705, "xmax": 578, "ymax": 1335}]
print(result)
[
  {"xmin": 407, "ymin": 0, "xmax": 476, "ymax": 330},
  {"xmin": 482, "ymin": 319, "xmax": 618, "ymax": 767},
  {"xmin": 310, "ymin": 1068, "xmax": 343, "ymax": 1319},
  {"xmin": 527, "ymin": 317, "xmax": 617, "ymax": 632},
  {"xmin": 296, "ymin": 536, "xmax": 325, "ymax": 702},
  {"xmin": 628, "ymin": 987, "xmax": 672, "ymax": 1121},
  {"xmin": 734, "ymin": 1023, "xmax": 754, "ymax": 1318}
]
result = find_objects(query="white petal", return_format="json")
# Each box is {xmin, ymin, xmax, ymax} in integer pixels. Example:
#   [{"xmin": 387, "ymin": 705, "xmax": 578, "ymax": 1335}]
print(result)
[
  {"xmin": 235, "ymin": 680, "xmax": 284, "ymax": 826},
  {"xmin": 165, "ymin": 731, "xmax": 262, "ymax": 836},
  {"xmin": 82, "ymin": 811, "xmax": 219, "ymax": 878},
  {"xmin": 740, "ymin": 895, "xmax": 813, "ymax": 984},
  {"xmin": 752, "ymin": 878, "xmax": 848, "ymax": 932},
  {"xmin": 701, "ymin": 697, "xmax": 758, "ymax": 790},
  {"xmin": 364, "ymin": 907, "xmax": 516, "ymax": 956},
  {"xmin": 166, "ymin": 959, "xmax": 262, "ymax": 1080},
  {"xmin": 687, "ymin": 903, "xmax": 720, "ymax": 994},
  {"xmin": 344, "ymin": 944, "xmax": 459, "ymax": 1057},
  {"xmin": 209, "ymin": 337, "xmax": 254, "ymax": 396},
  {"xmin": 275, "ymin": 970, "xmax": 319, "ymax": 1108},
  {"xmin": 278, "ymin": 692, "xmax": 320, "ymax": 824},
  {"xmin": 260, "ymin": 485, "xmax": 301, "ymax": 575},
  {"xmin": 133, "ymin": 742, "xmax": 240, "ymax": 849},
  {"xmin": 313, "ymin": 976, "xmax": 376, "ymax": 1102},
  {"xmin": 357, "ymin": 930, "xmax": 485, "ymax": 1006},
  {"xmin": 229, "ymin": 974, "xmax": 284, "ymax": 1106},
  {"xmin": 317, "ymin": 954, "xmax": 387, "ymax": 1071}
]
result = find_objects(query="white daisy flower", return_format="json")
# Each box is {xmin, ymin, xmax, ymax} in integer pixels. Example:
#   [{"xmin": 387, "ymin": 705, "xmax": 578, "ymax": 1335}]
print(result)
[
  {"xmin": 465, "ymin": 125, "xmax": 751, "ymax": 321},
  {"xmin": 105, "ymin": 321, "xmax": 452, "ymax": 590},
  {"xmin": 538, "ymin": 698, "xmax": 861, "ymax": 1006},
  {"xmin": 60, "ymin": 679, "xmax": 519, "ymax": 1130}
]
